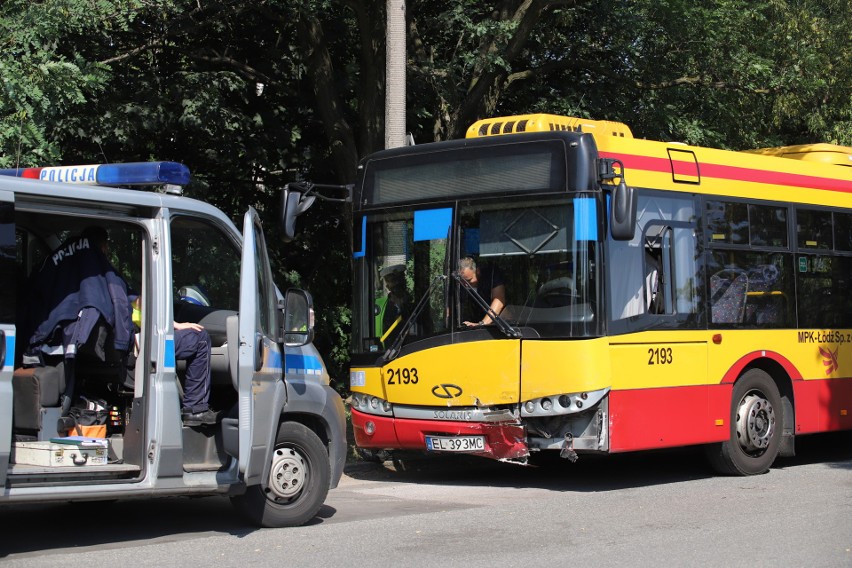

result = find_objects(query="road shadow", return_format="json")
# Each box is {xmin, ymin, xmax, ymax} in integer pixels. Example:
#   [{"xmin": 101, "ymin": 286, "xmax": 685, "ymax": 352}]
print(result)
[
  {"xmin": 0, "ymin": 496, "xmax": 255, "ymax": 559},
  {"xmin": 345, "ymin": 446, "xmax": 713, "ymax": 491},
  {"xmin": 344, "ymin": 430, "xmax": 852, "ymax": 490},
  {"xmin": 0, "ymin": 494, "xmax": 346, "ymax": 559},
  {"xmin": 774, "ymin": 431, "xmax": 852, "ymax": 470}
]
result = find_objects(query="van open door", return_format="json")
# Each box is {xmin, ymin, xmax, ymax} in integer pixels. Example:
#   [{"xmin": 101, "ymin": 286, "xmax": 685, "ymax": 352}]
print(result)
[
  {"xmin": 231, "ymin": 207, "xmax": 335, "ymax": 527},
  {"xmin": 0, "ymin": 192, "xmax": 15, "ymax": 487},
  {"xmin": 235, "ymin": 208, "xmax": 286, "ymax": 486}
]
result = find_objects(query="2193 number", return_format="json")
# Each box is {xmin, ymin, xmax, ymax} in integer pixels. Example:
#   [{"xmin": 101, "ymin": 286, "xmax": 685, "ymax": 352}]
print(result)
[
  {"xmin": 648, "ymin": 347, "xmax": 673, "ymax": 365},
  {"xmin": 386, "ymin": 367, "xmax": 419, "ymax": 385}
]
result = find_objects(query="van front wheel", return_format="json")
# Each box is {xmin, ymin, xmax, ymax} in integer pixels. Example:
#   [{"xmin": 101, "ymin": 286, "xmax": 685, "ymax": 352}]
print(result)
[{"xmin": 231, "ymin": 422, "xmax": 330, "ymax": 527}]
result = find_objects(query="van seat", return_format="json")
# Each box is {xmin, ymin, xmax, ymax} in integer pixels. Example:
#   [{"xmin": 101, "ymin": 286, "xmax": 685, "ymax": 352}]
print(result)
[{"xmin": 12, "ymin": 364, "xmax": 64, "ymax": 436}]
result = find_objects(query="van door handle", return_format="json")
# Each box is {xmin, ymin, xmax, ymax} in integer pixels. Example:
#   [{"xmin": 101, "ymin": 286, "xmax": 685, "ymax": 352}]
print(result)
[{"xmin": 255, "ymin": 333, "xmax": 263, "ymax": 372}]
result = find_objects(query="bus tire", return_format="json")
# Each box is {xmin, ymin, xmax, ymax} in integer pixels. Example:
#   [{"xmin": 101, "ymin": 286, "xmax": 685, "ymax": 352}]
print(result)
[
  {"xmin": 231, "ymin": 422, "xmax": 330, "ymax": 528},
  {"xmin": 706, "ymin": 368, "xmax": 782, "ymax": 476}
]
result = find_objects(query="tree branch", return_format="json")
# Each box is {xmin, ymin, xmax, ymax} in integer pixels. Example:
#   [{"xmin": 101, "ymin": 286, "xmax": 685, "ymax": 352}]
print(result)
[
  {"xmin": 98, "ymin": 0, "xmax": 248, "ymax": 65},
  {"xmin": 453, "ymin": 0, "xmax": 585, "ymax": 137},
  {"xmin": 99, "ymin": 41, "xmax": 167, "ymax": 65},
  {"xmin": 636, "ymin": 76, "xmax": 772, "ymax": 94},
  {"xmin": 186, "ymin": 52, "xmax": 271, "ymax": 84},
  {"xmin": 505, "ymin": 57, "xmax": 776, "ymax": 95}
]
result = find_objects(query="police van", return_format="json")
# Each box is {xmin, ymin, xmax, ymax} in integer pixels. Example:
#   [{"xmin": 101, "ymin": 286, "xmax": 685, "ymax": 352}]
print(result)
[{"xmin": 0, "ymin": 162, "xmax": 346, "ymax": 527}]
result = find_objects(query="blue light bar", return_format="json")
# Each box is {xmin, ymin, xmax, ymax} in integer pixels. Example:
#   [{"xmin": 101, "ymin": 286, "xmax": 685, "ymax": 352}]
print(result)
[
  {"xmin": 0, "ymin": 161, "xmax": 191, "ymax": 187},
  {"xmin": 96, "ymin": 162, "xmax": 191, "ymax": 186}
]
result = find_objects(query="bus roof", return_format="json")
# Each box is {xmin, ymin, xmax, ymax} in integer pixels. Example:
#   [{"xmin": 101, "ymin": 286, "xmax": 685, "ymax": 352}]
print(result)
[
  {"xmin": 467, "ymin": 113, "xmax": 633, "ymax": 140},
  {"xmin": 470, "ymin": 114, "xmax": 852, "ymax": 167},
  {"xmin": 742, "ymin": 144, "xmax": 852, "ymax": 167},
  {"xmin": 462, "ymin": 114, "xmax": 852, "ymax": 203}
]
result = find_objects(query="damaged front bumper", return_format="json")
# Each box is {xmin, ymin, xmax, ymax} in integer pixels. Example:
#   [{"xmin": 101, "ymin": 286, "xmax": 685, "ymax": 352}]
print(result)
[{"xmin": 351, "ymin": 409, "xmax": 529, "ymax": 461}]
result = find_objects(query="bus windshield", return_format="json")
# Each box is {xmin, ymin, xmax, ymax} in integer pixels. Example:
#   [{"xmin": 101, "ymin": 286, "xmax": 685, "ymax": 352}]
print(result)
[{"xmin": 351, "ymin": 196, "xmax": 602, "ymax": 355}]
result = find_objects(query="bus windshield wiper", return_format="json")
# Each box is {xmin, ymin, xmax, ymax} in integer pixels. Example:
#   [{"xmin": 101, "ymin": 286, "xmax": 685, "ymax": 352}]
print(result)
[
  {"xmin": 380, "ymin": 274, "xmax": 447, "ymax": 364},
  {"xmin": 451, "ymin": 271, "xmax": 522, "ymax": 339}
]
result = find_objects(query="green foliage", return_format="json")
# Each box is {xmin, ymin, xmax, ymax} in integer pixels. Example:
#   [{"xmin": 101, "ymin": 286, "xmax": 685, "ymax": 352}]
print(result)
[
  {"xmin": 0, "ymin": 0, "xmax": 145, "ymax": 167},
  {"xmin": 404, "ymin": 0, "xmax": 851, "ymax": 148}
]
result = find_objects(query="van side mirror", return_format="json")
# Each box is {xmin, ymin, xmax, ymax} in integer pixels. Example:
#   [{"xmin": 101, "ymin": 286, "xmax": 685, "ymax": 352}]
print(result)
[
  {"xmin": 281, "ymin": 288, "xmax": 314, "ymax": 346},
  {"xmin": 610, "ymin": 180, "xmax": 636, "ymax": 240},
  {"xmin": 280, "ymin": 185, "xmax": 317, "ymax": 242}
]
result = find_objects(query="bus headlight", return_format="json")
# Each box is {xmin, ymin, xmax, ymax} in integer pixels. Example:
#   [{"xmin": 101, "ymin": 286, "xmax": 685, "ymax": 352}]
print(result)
[
  {"xmin": 521, "ymin": 387, "xmax": 610, "ymax": 417},
  {"xmin": 349, "ymin": 393, "xmax": 394, "ymax": 417}
]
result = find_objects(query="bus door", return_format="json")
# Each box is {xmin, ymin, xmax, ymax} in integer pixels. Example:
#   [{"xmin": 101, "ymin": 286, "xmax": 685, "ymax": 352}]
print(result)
[
  {"xmin": 608, "ymin": 192, "xmax": 712, "ymax": 450},
  {"xmin": 0, "ymin": 191, "xmax": 14, "ymax": 486},
  {"xmin": 237, "ymin": 208, "xmax": 286, "ymax": 486}
]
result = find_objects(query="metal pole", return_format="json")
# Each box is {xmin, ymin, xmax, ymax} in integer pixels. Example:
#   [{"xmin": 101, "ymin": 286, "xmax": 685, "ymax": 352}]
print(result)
[{"xmin": 385, "ymin": 0, "xmax": 406, "ymax": 149}]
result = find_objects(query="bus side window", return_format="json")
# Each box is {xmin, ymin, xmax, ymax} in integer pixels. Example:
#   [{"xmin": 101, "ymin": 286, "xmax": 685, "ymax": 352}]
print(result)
[
  {"xmin": 610, "ymin": 192, "xmax": 699, "ymax": 323},
  {"xmin": 644, "ymin": 233, "xmax": 664, "ymax": 314}
]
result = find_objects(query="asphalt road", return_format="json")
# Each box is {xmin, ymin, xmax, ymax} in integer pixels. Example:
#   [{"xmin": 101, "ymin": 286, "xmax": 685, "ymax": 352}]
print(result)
[{"xmin": 1, "ymin": 432, "xmax": 850, "ymax": 567}]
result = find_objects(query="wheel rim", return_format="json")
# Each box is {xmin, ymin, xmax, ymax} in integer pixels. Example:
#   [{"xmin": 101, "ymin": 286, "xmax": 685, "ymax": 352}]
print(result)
[
  {"xmin": 735, "ymin": 391, "xmax": 776, "ymax": 455},
  {"xmin": 266, "ymin": 446, "xmax": 308, "ymax": 501}
]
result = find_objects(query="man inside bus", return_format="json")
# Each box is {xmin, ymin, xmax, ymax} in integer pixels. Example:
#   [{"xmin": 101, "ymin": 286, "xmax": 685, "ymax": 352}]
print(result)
[
  {"xmin": 376, "ymin": 264, "xmax": 409, "ymax": 345},
  {"xmin": 458, "ymin": 256, "xmax": 506, "ymax": 327}
]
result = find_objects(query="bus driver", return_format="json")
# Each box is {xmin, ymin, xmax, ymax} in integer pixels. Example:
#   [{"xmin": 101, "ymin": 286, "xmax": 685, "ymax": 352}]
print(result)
[{"xmin": 458, "ymin": 256, "xmax": 506, "ymax": 327}]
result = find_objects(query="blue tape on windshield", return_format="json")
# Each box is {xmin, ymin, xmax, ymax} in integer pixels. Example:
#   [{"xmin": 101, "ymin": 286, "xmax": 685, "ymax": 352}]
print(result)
[
  {"xmin": 353, "ymin": 216, "xmax": 366, "ymax": 258},
  {"xmin": 414, "ymin": 208, "xmax": 452, "ymax": 242},
  {"xmin": 574, "ymin": 198, "xmax": 597, "ymax": 241}
]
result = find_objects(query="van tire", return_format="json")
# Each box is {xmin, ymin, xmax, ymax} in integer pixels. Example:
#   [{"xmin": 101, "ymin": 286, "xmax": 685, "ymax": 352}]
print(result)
[
  {"xmin": 706, "ymin": 368, "xmax": 782, "ymax": 476},
  {"xmin": 231, "ymin": 422, "xmax": 330, "ymax": 527}
]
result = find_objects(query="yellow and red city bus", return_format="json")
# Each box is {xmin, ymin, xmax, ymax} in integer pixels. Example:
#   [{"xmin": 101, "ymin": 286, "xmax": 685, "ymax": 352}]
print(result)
[{"xmin": 348, "ymin": 114, "xmax": 852, "ymax": 475}]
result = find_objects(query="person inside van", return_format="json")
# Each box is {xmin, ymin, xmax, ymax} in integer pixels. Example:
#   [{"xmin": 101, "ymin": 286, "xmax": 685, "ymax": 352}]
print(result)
[
  {"xmin": 21, "ymin": 225, "xmax": 135, "ymax": 417},
  {"xmin": 81, "ymin": 226, "xmax": 216, "ymax": 426},
  {"xmin": 22, "ymin": 226, "xmax": 134, "ymax": 363},
  {"xmin": 173, "ymin": 320, "xmax": 216, "ymax": 426},
  {"xmin": 129, "ymin": 295, "xmax": 216, "ymax": 426}
]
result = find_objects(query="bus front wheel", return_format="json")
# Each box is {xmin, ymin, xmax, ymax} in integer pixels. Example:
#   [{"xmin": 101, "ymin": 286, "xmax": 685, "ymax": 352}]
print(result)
[
  {"xmin": 231, "ymin": 422, "xmax": 330, "ymax": 527},
  {"xmin": 706, "ymin": 368, "xmax": 782, "ymax": 476}
]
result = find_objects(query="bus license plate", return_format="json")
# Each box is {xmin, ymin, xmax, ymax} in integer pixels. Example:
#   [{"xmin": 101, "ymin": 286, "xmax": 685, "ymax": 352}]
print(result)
[{"xmin": 425, "ymin": 435, "xmax": 485, "ymax": 452}]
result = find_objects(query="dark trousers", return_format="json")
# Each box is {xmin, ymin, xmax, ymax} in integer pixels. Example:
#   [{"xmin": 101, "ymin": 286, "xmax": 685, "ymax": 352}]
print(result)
[{"xmin": 175, "ymin": 327, "xmax": 211, "ymax": 412}]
